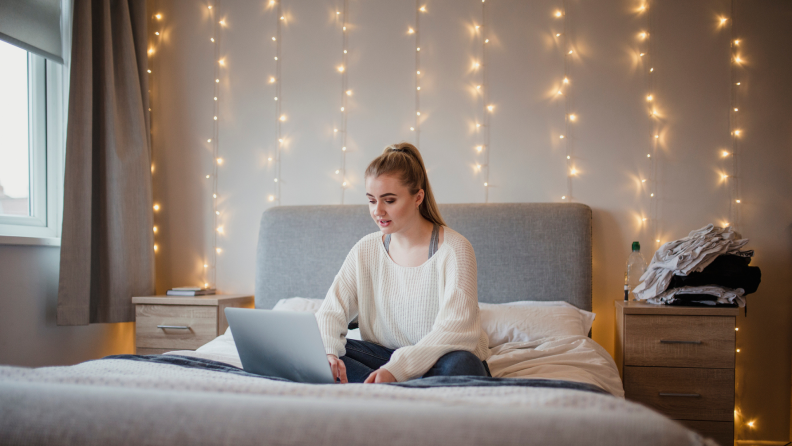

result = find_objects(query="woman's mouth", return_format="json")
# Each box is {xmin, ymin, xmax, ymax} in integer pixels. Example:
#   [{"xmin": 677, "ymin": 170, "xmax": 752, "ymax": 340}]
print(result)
[{"xmin": 378, "ymin": 220, "xmax": 391, "ymax": 227}]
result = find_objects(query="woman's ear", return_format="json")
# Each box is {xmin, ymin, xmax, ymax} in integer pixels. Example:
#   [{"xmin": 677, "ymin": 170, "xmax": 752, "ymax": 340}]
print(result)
[{"xmin": 416, "ymin": 189, "xmax": 425, "ymax": 208}]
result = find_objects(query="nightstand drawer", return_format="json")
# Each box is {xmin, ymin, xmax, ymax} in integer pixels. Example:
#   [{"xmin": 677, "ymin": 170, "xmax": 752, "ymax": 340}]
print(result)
[
  {"xmin": 624, "ymin": 366, "xmax": 734, "ymax": 421},
  {"xmin": 136, "ymin": 304, "xmax": 218, "ymax": 349},
  {"xmin": 624, "ymin": 315, "xmax": 735, "ymax": 368}
]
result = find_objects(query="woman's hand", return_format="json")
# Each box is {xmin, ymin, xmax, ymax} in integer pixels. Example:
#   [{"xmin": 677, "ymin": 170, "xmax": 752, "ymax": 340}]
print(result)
[
  {"xmin": 327, "ymin": 354, "xmax": 348, "ymax": 383},
  {"xmin": 364, "ymin": 368, "xmax": 396, "ymax": 384}
]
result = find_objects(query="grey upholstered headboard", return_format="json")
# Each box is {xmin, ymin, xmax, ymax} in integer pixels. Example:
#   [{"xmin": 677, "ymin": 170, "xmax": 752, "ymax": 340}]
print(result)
[{"xmin": 255, "ymin": 203, "xmax": 592, "ymax": 311}]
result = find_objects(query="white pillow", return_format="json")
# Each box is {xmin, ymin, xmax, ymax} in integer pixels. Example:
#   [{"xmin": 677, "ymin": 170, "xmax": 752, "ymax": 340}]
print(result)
[
  {"xmin": 272, "ymin": 297, "xmax": 324, "ymax": 313},
  {"xmin": 479, "ymin": 301, "xmax": 595, "ymax": 347},
  {"xmin": 488, "ymin": 300, "xmax": 596, "ymax": 335}
]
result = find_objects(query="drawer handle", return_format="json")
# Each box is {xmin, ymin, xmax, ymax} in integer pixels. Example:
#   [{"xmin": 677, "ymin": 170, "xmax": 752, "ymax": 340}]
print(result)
[
  {"xmin": 659, "ymin": 340, "xmax": 702, "ymax": 345},
  {"xmin": 658, "ymin": 393, "xmax": 701, "ymax": 398},
  {"xmin": 157, "ymin": 325, "xmax": 191, "ymax": 330}
]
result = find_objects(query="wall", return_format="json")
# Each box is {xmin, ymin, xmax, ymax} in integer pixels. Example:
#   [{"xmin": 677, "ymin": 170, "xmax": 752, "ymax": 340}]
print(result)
[
  {"xmin": 149, "ymin": 0, "xmax": 792, "ymax": 442},
  {"xmin": 0, "ymin": 245, "xmax": 134, "ymax": 367}
]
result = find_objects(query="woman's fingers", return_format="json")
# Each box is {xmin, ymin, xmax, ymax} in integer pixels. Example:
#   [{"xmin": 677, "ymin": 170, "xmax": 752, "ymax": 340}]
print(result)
[{"xmin": 338, "ymin": 359, "xmax": 348, "ymax": 383}]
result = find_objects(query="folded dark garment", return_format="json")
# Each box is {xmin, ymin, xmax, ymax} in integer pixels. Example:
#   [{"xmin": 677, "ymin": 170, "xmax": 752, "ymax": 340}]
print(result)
[
  {"xmin": 667, "ymin": 300, "xmax": 738, "ymax": 308},
  {"xmin": 668, "ymin": 254, "xmax": 761, "ymax": 294}
]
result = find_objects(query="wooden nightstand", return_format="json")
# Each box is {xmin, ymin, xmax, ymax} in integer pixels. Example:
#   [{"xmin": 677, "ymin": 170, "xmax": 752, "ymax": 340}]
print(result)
[
  {"xmin": 615, "ymin": 300, "xmax": 738, "ymax": 446},
  {"xmin": 133, "ymin": 294, "xmax": 254, "ymax": 355}
]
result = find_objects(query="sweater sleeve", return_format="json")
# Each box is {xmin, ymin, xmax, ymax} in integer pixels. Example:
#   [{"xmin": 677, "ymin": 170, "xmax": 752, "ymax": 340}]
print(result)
[
  {"xmin": 380, "ymin": 238, "xmax": 482, "ymax": 382},
  {"xmin": 315, "ymin": 244, "xmax": 359, "ymax": 358}
]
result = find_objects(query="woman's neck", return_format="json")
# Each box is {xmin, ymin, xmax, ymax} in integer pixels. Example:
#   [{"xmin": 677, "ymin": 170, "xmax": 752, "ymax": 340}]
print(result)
[{"xmin": 390, "ymin": 217, "xmax": 434, "ymax": 249}]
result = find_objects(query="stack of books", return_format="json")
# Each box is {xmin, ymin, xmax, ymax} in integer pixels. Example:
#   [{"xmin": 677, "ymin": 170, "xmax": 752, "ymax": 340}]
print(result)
[{"xmin": 166, "ymin": 287, "xmax": 217, "ymax": 296}]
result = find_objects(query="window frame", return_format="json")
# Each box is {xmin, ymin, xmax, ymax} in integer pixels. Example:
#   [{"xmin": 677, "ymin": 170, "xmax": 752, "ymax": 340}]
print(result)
[{"xmin": 0, "ymin": 52, "xmax": 64, "ymax": 246}]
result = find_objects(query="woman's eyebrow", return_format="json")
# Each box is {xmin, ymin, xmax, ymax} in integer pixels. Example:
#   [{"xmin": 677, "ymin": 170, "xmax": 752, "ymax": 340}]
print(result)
[{"xmin": 365, "ymin": 193, "xmax": 397, "ymax": 198}]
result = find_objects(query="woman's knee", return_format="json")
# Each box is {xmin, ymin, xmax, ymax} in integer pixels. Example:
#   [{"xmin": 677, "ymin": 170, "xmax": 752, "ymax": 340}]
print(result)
[{"xmin": 432, "ymin": 350, "xmax": 487, "ymax": 376}]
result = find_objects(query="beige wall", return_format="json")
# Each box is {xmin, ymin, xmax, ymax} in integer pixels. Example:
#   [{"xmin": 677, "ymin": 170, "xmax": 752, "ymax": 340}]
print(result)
[
  {"xmin": 0, "ymin": 245, "xmax": 134, "ymax": 367},
  {"xmin": 149, "ymin": 0, "xmax": 792, "ymax": 441}
]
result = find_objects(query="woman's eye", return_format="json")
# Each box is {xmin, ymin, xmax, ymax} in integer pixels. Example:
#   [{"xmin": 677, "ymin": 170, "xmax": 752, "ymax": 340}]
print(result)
[
  {"xmin": 368, "ymin": 201, "xmax": 375, "ymax": 204},
  {"xmin": 385, "ymin": 201, "xmax": 395, "ymax": 204}
]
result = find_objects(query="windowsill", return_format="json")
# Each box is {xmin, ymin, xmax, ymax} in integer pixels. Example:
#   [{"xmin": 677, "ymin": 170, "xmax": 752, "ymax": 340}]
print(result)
[{"xmin": 0, "ymin": 235, "xmax": 61, "ymax": 247}]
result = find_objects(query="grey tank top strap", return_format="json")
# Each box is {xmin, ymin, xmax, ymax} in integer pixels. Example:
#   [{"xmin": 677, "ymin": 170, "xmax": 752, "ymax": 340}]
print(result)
[{"xmin": 384, "ymin": 223, "xmax": 441, "ymax": 260}]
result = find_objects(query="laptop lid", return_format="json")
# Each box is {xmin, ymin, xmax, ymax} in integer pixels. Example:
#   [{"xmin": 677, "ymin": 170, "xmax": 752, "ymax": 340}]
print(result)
[{"xmin": 224, "ymin": 307, "xmax": 335, "ymax": 384}]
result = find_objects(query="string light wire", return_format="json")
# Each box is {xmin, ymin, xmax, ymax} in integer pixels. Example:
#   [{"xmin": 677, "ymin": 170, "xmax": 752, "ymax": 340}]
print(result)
[
  {"xmin": 208, "ymin": 1, "xmax": 223, "ymax": 290},
  {"xmin": 641, "ymin": 1, "xmax": 659, "ymax": 245},
  {"xmin": 273, "ymin": 1, "xmax": 283, "ymax": 205},
  {"xmin": 414, "ymin": 0, "xmax": 422, "ymax": 148},
  {"xmin": 480, "ymin": 0, "xmax": 490, "ymax": 203},
  {"xmin": 560, "ymin": 1, "xmax": 574, "ymax": 202},
  {"xmin": 728, "ymin": 0, "xmax": 741, "ymax": 232},
  {"xmin": 338, "ymin": 0, "xmax": 349, "ymax": 203}
]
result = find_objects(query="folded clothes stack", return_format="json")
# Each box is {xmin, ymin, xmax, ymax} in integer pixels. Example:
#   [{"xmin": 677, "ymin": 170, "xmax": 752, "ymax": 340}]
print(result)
[{"xmin": 633, "ymin": 224, "xmax": 761, "ymax": 307}]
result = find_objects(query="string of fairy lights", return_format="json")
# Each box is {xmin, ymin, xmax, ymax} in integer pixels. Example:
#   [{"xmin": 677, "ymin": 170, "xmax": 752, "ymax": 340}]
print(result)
[
  {"xmin": 267, "ymin": 0, "xmax": 283, "ymax": 205},
  {"xmin": 410, "ymin": 1, "xmax": 425, "ymax": 148},
  {"xmin": 724, "ymin": 0, "xmax": 752, "ymax": 434},
  {"xmin": 150, "ymin": 10, "xmax": 162, "ymax": 256},
  {"xmin": 726, "ymin": 1, "xmax": 742, "ymax": 233},
  {"xmin": 335, "ymin": 0, "xmax": 349, "ymax": 204},
  {"xmin": 637, "ymin": 1, "xmax": 659, "ymax": 246},
  {"xmin": 555, "ymin": 3, "xmax": 575, "ymax": 203},
  {"xmin": 474, "ymin": 0, "xmax": 491, "ymax": 203},
  {"xmin": 204, "ymin": 1, "xmax": 224, "ymax": 290}
]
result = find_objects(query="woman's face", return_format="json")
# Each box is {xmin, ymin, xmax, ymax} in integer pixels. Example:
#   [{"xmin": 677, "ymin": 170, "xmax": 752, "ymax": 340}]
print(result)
[{"xmin": 365, "ymin": 173, "xmax": 424, "ymax": 234}]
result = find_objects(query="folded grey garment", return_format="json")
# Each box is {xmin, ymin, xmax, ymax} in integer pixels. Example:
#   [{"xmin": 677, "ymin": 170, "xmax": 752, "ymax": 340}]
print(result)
[{"xmin": 643, "ymin": 285, "xmax": 745, "ymax": 307}]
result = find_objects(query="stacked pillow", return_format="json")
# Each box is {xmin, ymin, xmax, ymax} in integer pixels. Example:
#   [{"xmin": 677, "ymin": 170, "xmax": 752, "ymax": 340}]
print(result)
[{"xmin": 273, "ymin": 297, "xmax": 595, "ymax": 348}]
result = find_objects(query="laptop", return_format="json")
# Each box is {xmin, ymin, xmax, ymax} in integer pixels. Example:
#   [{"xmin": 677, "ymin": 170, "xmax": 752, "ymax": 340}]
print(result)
[{"xmin": 224, "ymin": 307, "xmax": 336, "ymax": 384}]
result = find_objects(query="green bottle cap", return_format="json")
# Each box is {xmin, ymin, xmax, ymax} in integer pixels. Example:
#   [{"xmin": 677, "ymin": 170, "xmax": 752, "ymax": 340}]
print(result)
[{"xmin": 632, "ymin": 241, "xmax": 640, "ymax": 251}]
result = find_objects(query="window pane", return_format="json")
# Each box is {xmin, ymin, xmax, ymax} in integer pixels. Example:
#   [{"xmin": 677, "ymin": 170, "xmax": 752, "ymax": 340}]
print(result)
[{"xmin": 0, "ymin": 40, "xmax": 30, "ymax": 217}]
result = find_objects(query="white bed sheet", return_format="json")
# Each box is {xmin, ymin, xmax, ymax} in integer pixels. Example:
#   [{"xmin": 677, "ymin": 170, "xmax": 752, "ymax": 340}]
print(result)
[{"xmin": 166, "ymin": 329, "xmax": 624, "ymax": 397}]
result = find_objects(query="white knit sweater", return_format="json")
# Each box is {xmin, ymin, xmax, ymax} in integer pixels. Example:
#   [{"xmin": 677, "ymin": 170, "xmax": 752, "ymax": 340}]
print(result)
[{"xmin": 315, "ymin": 226, "xmax": 491, "ymax": 382}]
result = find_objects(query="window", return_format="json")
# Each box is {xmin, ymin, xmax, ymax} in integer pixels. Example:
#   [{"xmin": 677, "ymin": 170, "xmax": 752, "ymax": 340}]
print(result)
[{"xmin": 0, "ymin": 39, "xmax": 65, "ymax": 244}]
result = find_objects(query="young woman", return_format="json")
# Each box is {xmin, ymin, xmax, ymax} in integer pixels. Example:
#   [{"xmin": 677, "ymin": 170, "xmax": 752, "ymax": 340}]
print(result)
[{"xmin": 315, "ymin": 142, "xmax": 491, "ymax": 384}]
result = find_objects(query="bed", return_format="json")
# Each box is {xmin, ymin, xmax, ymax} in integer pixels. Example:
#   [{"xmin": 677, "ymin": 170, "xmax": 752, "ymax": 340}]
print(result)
[{"xmin": 0, "ymin": 203, "xmax": 717, "ymax": 445}]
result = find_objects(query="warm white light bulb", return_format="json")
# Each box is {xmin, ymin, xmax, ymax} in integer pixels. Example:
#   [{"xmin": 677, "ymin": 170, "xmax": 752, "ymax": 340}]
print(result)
[
  {"xmin": 268, "ymin": 195, "xmax": 274, "ymax": 202},
  {"xmin": 208, "ymin": 5, "xmax": 212, "ymax": 9},
  {"xmin": 340, "ymin": 106, "xmax": 345, "ymax": 111},
  {"xmin": 154, "ymin": 244, "xmax": 158, "ymax": 251},
  {"xmin": 556, "ymin": 33, "xmax": 561, "ymax": 37},
  {"xmin": 417, "ymin": 86, "xmax": 421, "ymax": 90},
  {"xmin": 217, "ymin": 226, "xmax": 224, "ymax": 233},
  {"xmin": 555, "ymin": 10, "xmax": 562, "ymax": 17},
  {"xmin": 647, "ymin": 154, "xmax": 651, "ymax": 158},
  {"xmin": 215, "ymin": 211, "xmax": 220, "ymax": 215},
  {"xmin": 216, "ymin": 158, "xmax": 223, "ymax": 165},
  {"xmin": 560, "ymin": 135, "xmax": 565, "ymax": 139},
  {"xmin": 642, "ymin": 218, "xmax": 647, "ymax": 221},
  {"xmin": 640, "ymin": 52, "xmax": 645, "ymax": 57},
  {"xmin": 720, "ymin": 17, "xmax": 728, "ymax": 25},
  {"xmin": 476, "ymin": 85, "xmax": 481, "ymax": 89},
  {"xmin": 650, "ymin": 193, "xmax": 654, "ymax": 197},
  {"xmin": 269, "ymin": 77, "xmax": 276, "ymax": 83},
  {"xmin": 213, "ymin": 194, "xmax": 217, "ymax": 198},
  {"xmin": 563, "ymin": 77, "xmax": 569, "ymax": 84},
  {"xmin": 155, "ymin": 13, "xmax": 162, "ymax": 20},
  {"xmin": 570, "ymin": 168, "xmax": 577, "ymax": 175},
  {"xmin": 568, "ymin": 50, "xmax": 573, "ymax": 54},
  {"xmin": 342, "ymin": 26, "xmax": 346, "ymax": 31},
  {"xmin": 485, "ymin": 39, "xmax": 489, "ymax": 43},
  {"xmin": 736, "ymin": 199, "xmax": 741, "ymax": 203},
  {"xmin": 734, "ymin": 130, "xmax": 741, "ymax": 136},
  {"xmin": 344, "ymin": 50, "xmax": 347, "ymax": 54},
  {"xmin": 562, "ymin": 195, "xmax": 566, "ymax": 199},
  {"xmin": 722, "ymin": 151, "xmax": 730, "ymax": 157},
  {"xmin": 420, "ymin": 6, "xmax": 426, "ymax": 12},
  {"xmin": 417, "ymin": 47, "xmax": 420, "ymax": 51},
  {"xmin": 557, "ymin": 90, "xmax": 563, "ymax": 95},
  {"xmin": 487, "ymin": 105, "xmax": 494, "ymax": 111},
  {"xmin": 654, "ymin": 134, "xmax": 659, "ymax": 138},
  {"xmin": 274, "ymin": 56, "xmax": 278, "ymax": 60},
  {"xmin": 204, "ymin": 264, "xmax": 208, "ymax": 268},
  {"xmin": 646, "ymin": 94, "xmax": 653, "ymax": 101},
  {"xmin": 734, "ymin": 108, "xmax": 738, "ymax": 112},
  {"xmin": 215, "ymin": 79, "xmax": 219, "ymax": 83},
  {"xmin": 342, "ymin": 146, "xmax": 347, "ymax": 151},
  {"xmin": 476, "ymin": 123, "xmax": 481, "ymax": 128},
  {"xmin": 641, "ymin": 179, "xmax": 646, "ymax": 183},
  {"xmin": 475, "ymin": 25, "xmax": 480, "ymax": 30},
  {"xmin": 274, "ymin": 178, "xmax": 278, "ymax": 182},
  {"xmin": 219, "ymin": 20, "xmax": 225, "ymax": 25},
  {"xmin": 342, "ymin": 181, "xmax": 347, "ymax": 186},
  {"xmin": 272, "ymin": 37, "xmax": 276, "ymax": 41},
  {"xmin": 216, "ymin": 248, "xmax": 222, "ymax": 253},
  {"xmin": 640, "ymin": 32, "xmax": 647, "ymax": 39},
  {"xmin": 214, "ymin": 97, "xmax": 218, "ymax": 101},
  {"xmin": 147, "ymin": 69, "xmax": 151, "ymax": 73},
  {"xmin": 650, "ymin": 67, "xmax": 654, "ymax": 72},
  {"xmin": 484, "ymin": 182, "xmax": 488, "ymax": 186},
  {"xmin": 268, "ymin": 157, "xmax": 273, "ymax": 161},
  {"xmin": 334, "ymin": 128, "xmax": 338, "ymax": 133},
  {"xmin": 207, "ymin": 139, "xmax": 212, "ymax": 143},
  {"xmin": 417, "ymin": 111, "xmax": 421, "ymax": 116},
  {"xmin": 153, "ymin": 204, "xmax": 160, "ymax": 211},
  {"xmin": 569, "ymin": 114, "xmax": 576, "ymax": 121},
  {"xmin": 338, "ymin": 66, "xmax": 344, "ymax": 72},
  {"xmin": 408, "ymin": 28, "xmax": 414, "ymax": 34},
  {"xmin": 410, "ymin": 127, "xmax": 415, "ymax": 131},
  {"xmin": 153, "ymin": 226, "xmax": 158, "ymax": 233},
  {"xmin": 566, "ymin": 155, "xmax": 571, "ymax": 159},
  {"xmin": 206, "ymin": 174, "xmax": 210, "ymax": 178},
  {"xmin": 417, "ymin": 71, "xmax": 421, "ymax": 75},
  {"xmin": 218, "ymin": 59, "xmax": 225, "ymax": 65},
  {"xmin": 476, "ymin": 145, "xmax": 483, "ymax": 152},
  {"xmin": 346, "ymin": 90, "xmax": 352, "ymax": 95},
  {"xmin": 335, "ymin": 170, "xmax": 340, "ymax": 174}
]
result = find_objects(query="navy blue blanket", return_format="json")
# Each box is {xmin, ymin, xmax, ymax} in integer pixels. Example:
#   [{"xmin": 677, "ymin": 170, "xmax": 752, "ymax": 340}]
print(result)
[{"xmin": 103, "ymin": 354, "xmax": 609, "ymax": 395}]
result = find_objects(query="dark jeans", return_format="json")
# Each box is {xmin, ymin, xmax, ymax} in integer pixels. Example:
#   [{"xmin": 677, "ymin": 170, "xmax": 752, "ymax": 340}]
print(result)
[{"xmin": 340, "ymin": 339, "xmax": 491, "ymax": 383}]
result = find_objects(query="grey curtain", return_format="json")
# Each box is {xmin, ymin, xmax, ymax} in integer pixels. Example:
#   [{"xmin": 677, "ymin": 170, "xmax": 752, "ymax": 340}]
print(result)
[{"xmin": 57, "ymin": 0, "xmax": 154, "ymax": 325}]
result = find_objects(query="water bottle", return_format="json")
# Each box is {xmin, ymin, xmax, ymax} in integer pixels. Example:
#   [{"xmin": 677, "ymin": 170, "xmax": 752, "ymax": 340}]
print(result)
[{"xmin": 626, "ymin": 241, "xmax": 647, "ymax": 301}]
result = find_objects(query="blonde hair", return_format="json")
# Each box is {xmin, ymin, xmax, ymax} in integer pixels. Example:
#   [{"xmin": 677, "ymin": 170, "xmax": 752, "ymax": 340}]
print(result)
[{"xmin": 365, "ymin": 142, "xmax": 447, "ymax": 227}]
